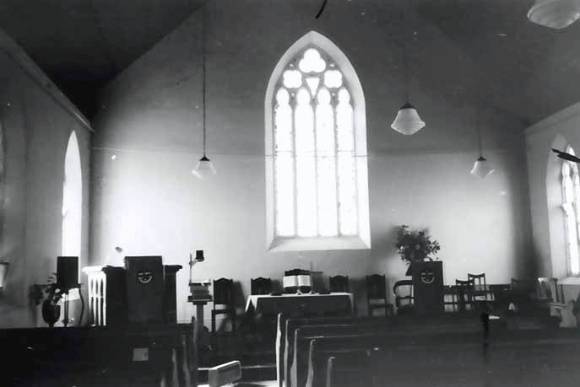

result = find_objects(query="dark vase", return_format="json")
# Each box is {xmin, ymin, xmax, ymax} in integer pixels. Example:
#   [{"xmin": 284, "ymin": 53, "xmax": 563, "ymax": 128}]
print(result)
[{"xmin": 42, "ymin": 300, "xmax": 61, "ymax": 327}]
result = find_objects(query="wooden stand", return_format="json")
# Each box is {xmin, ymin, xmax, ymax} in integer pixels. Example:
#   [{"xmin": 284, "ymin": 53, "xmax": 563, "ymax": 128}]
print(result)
[{"xmin": 407, "ymin": 261, "xmax": 444, "ymax": 314}]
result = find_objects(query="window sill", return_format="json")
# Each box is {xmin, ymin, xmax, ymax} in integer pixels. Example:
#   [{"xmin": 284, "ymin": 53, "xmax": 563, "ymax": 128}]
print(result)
[
  {"xmin": 559, "ymin": 276, "xmax": 580, "ymax": 285},
  {"xmin": 267, "ymin": 236, "xmax": 371, "ymax": 252}
]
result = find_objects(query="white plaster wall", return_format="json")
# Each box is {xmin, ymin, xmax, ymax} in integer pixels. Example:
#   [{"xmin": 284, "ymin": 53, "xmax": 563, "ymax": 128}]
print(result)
[
  {"xmin": 0, "ymin": 47, "xmax": 91, "ymax": 327},
  {"xmin": 93, "ymin": 0, "xmax": 532, "ymax": 323}
]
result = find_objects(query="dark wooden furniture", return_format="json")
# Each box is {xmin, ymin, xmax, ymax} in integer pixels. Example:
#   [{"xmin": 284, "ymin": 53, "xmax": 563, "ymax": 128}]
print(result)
[
  {"xmin": 0, "ymin": 323, "xmax": 195, "ymax": 387},
  {"xmin": 393, "ymin": 279, "xmax": 414, "ymax": 314},
  {"xmin": 366, "ymin": 274, "xmax": 389, "ymax": 317},
  {"xmin": 87, "ymin": 264, "xmax": 182, "ymax": 327},
  {"xmin": 251, "ymin": 277, "xmax": 272, "ymax": 295},
  {"xmin": 246, "ymin": 293, "xmax": 352, "ymax": 317},
  {"xmin": 329, "ymin": 275, "xmax": 349, "ymax": 293},
  {"xmin": 407, "ymin": 261, "xmax": 444, "ymax": 314},
  {"xmin": 212, "ymin": 278, "xmax": 236, "ymax": 333},
  {"xmin": 467, "ymin": 272, "xmax": 489, "ymax": 302},
  {"xmin": 443, "ymin": 285, "xmax": 459, "ymax": 312},
  {"xmin": 455, "ymin": 279, "xmax": 475, "ymax": 312},
  {"xmin": 537, "ymin": 277, "xmax": 563, "ymax": 303}
]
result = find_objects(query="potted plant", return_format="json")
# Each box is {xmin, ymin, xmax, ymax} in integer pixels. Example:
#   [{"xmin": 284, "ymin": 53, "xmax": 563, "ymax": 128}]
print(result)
[
  {"xmin": 30, "ymin": 274, "xmax": 63, "ymax": 327},
  {"xmin": 395, "ymin": 225, "xmax": 440, "ymax": 267},
  {"xmin": 395, "ymin": 225, "xmax": 444, "ymax": 314}
]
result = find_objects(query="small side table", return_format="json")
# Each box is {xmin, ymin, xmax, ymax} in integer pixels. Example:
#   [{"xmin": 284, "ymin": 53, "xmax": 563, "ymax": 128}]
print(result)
[{"xmin": 188, "ymin": 296, "xmax": 212, "ymax": 332}]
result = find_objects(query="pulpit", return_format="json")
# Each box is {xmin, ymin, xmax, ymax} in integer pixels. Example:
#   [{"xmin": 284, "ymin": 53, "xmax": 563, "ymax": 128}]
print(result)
[{"xmin": 406, "ymin": 261, "xmax": 444, "ymax": 314}]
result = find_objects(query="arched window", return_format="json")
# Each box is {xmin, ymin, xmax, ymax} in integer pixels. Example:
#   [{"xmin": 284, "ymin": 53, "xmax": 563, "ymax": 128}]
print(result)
[
  {"xmin": 62, "ymin": 131, "xmax": 82, "ymax": 257},
  {"xmin": 561, "ymin": 145, "xmax": 580, "ymax": 275},
  {"xmin": 265, "ymin": 32, "xmax": 370, "ymax": 251}
]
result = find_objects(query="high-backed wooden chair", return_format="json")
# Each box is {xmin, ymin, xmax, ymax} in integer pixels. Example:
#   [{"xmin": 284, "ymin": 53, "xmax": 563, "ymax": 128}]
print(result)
[
  {"xmin": 251, "ymin": 277, "xmax": 272, "ymax": 295},
  {"xmin": 468, "ymin": 273, "xmax": 489, "ymax": 302},
  {"xmin": 366, "ymin": 274, "xmax": 389, "ymax": 316},
  {"xmin": 443, "ymin": 285, "xmax": 460, "ymax": 312},
  {"xmin": 392, "ymin": 279, "xmax": 414, "ymax": 314},
  {"xmin": 212, "ymin": 278, "xmax": 236, "ymax": 333},
  {"xmin": 455, "ymin": 279, "xmax": 475, "ymax": 312},
  {"xmin": 537, "ymin": 277, "xmax": 563, "ymax": 303},
  {"xmin": 329, "ymin": 275, "xmax": 350, "ymax": 293}
]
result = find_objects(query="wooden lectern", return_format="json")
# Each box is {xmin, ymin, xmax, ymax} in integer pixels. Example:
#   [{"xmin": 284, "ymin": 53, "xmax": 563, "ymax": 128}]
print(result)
[{"xmin": 407, "ymin": 261, "xmax": 444, "ymax": 314}]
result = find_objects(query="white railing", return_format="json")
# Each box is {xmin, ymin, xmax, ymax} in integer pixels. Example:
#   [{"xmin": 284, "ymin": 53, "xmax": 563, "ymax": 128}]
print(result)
[{"xmin": 82, "ymin": 266, "xmax": 106, "ymax": 326}]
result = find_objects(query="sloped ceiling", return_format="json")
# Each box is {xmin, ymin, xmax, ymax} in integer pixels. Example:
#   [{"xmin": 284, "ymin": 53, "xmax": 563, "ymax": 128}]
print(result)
[
  {"xmin": 1, "ymin": 0, "xmax": 580, "ymax": 126},
  {"xmin": 0, "ymin": 0, "xmax": 204, "ymax": 118}
]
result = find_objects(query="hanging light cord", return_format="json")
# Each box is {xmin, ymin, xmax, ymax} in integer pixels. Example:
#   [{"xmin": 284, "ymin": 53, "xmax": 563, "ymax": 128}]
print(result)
[
  {"xmin": 476, "ymin": 107, "xmax": 483, "ymax": 158},
  {"xmin": 201, "ymin": 4, "xmax": 208, "ymax": 158}
]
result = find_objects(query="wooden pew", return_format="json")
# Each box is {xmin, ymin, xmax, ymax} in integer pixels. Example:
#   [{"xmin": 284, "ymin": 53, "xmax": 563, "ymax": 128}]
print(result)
[
  {"xmin": 0, "ymin": 322, "xmax": 195, "ymax": 387},
  {"xmin": 303, "ymin": 331, "xmax": 486, "ymax": 387},
  {"xmin": 293, "ymin": 316, "xmax": 486, "ymax": 387},
  {"xmin": 278, "ymin": 314, "xmax": 376, "ymax": 387},
  {"xmin": 325, "ymin": 350, "xmax": 374, "ymax": 387},
  {"xmin": 318, "ymin": 329, "xmax": 580, "ymax": 387}
]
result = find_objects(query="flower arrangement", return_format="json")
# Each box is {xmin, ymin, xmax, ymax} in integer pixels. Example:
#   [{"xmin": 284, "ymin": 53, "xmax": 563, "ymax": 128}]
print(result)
[
  {"xmin": 395, "ymin": 225, "xmax": 440, "ymax": 265},
  {"xmin": 30, "ymin": 273, "xmax": 63, "ymax": 306}
]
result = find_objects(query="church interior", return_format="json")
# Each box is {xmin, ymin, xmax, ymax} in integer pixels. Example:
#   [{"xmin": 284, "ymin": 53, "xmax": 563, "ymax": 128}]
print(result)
[{"xmin": 2, "ymin": 0, "xmax": 580, "ymax": 386}]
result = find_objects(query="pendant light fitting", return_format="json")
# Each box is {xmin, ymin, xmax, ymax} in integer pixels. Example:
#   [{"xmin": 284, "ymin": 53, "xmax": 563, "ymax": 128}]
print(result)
[
  {"xmin": 470, "ymin": 107, "xmax": 494, "ymax": 179},
  {"xmin": 193, "ymin": 4, "xmax": 216, "ymax": 179},
  {"xmin": 390, "ymin": 2, "xmax": 425, "ymax": 135}
]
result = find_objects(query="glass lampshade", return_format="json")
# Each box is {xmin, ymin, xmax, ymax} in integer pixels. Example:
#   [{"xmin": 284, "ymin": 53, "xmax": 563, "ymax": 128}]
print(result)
[
  {"xmin": 192, "ymin": 155, "xmax": 216, "ymax": 179},
  {"xmin": 391, "ymin": 102, "xmax": 426, "ymax": 135},
  {"xmin": 527, "ymin": 0, "xmax": 580, "ymax": 29},
  {"xmin": 470, "ymin": 156, "xmax": 495, "ymax": 179}
]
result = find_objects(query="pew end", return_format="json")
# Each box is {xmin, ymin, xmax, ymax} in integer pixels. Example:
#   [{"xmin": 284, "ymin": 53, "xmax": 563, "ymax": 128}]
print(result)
[{"xmin": 208, "ymin": 360, "xmax": 242, "ymax": 387}]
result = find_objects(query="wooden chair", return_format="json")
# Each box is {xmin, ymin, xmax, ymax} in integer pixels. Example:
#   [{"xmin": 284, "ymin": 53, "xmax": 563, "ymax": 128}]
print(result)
[
  {"xmin": 467, "ymin": 273, "xmax": 489, "ymax": 301},
  {"xmin": 212, "ymin": 278, "xmax": 236, "ymax": 333},
  {"xmin": 392, "ymin": 279, "xmax": 414, "ymax": 314},
  {"xmin": 537, "ymin": 277, "xmax": 563, "ymax": 303},
  {"xmin": 455, "ymin": 279, "xmax": 475, "ymax": 312},
  {"xmin": 329, "ymin": 275, "xmax": 349, "ymax": 293},
  {"xmin": 251, "ymin": 277, "xmax": 272, "ymax": 295},
  {"xmin": 443, "ymin": 285, "xmax": 460, "ymax": 312},
  {"xmin": 366, "ymin": 274, "xmax": 390, "ymax": 316}
]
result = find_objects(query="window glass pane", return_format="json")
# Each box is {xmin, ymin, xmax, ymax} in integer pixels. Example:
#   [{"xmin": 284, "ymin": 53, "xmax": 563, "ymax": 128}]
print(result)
[
  {"xmin": 283, "ymin": 70, "xmax": 302, "ymax": 88},
  {"xmin": 306, "ymin": 77, "xmax": 320, "ymax": 96},
  {"xmin": 562, "ymin": 148, "xmax": 580, "ymax": 275},
  {"xmin": 274, "ymin": 89, "xmax": 292, "ymax": 152},
  {"xmin": 299, "ymin": 48, "xmax": 326, "ymax": 73},
  {"xmin": 271, "ymin": 45, "xmax": 364, "ymax": 243},
  {"xmin": 316, "ymin": 88, "xmax": 338, "ymax": 236},
  {"xmin": 338, "ymin": 153, "xmax": 357, "ymax": 235},
  {"xmin": 274, "ymin": 88, "xmax": 295, "ymax": 236},
  {"xmin": 336, "ymin": 89, "xmax": 354, "ymax": 152},
  {"xmin": 324, "ymin": 70, "xmax": 343, "ymax": 88},
  {"xmin": 295, "ymin": 87, "xmax": 316, "ymax": 236},
  {"xmin": 567, "ymin": 209, "xmax": 580, "ymax": 274},
  {"xmin": 275, "ymin": 153, "xmax": 295, "ymax": 236}
]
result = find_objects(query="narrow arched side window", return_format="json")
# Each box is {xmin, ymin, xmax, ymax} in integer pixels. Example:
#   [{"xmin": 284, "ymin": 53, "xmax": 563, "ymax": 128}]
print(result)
[
  {"xmin": 62, "ymin": 131, "xmax": 82, "ymax": 257},
  {"xmin": 561, "ymin": 145, "xmax": 580, "ymax": 275},
  {"xmin": 265, "ymin": 32, "xmax": 370, "ymax": 251}
]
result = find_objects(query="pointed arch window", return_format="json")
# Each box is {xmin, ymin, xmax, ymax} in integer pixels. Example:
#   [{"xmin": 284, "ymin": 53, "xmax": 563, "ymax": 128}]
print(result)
[
  {"xmin": 265, "ymin": 32, "xmax": 370, "ymax": 251},
  {"xmin": 62, "ymin": 131, "xmax": 82, "ymax": 257},
  {"xmin": 561, "ymin": 145, "xmax": 580, "ymax": 275}
]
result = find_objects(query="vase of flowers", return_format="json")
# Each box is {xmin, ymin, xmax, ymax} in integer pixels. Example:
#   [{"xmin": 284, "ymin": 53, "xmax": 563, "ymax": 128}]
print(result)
[
  {"xmin": 395, "ymin": 225, "xmax": 441, "ymax": 269},
  {"xmin": 30, "ymin": 273, "xmax": 63, "ymax": 327}
]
